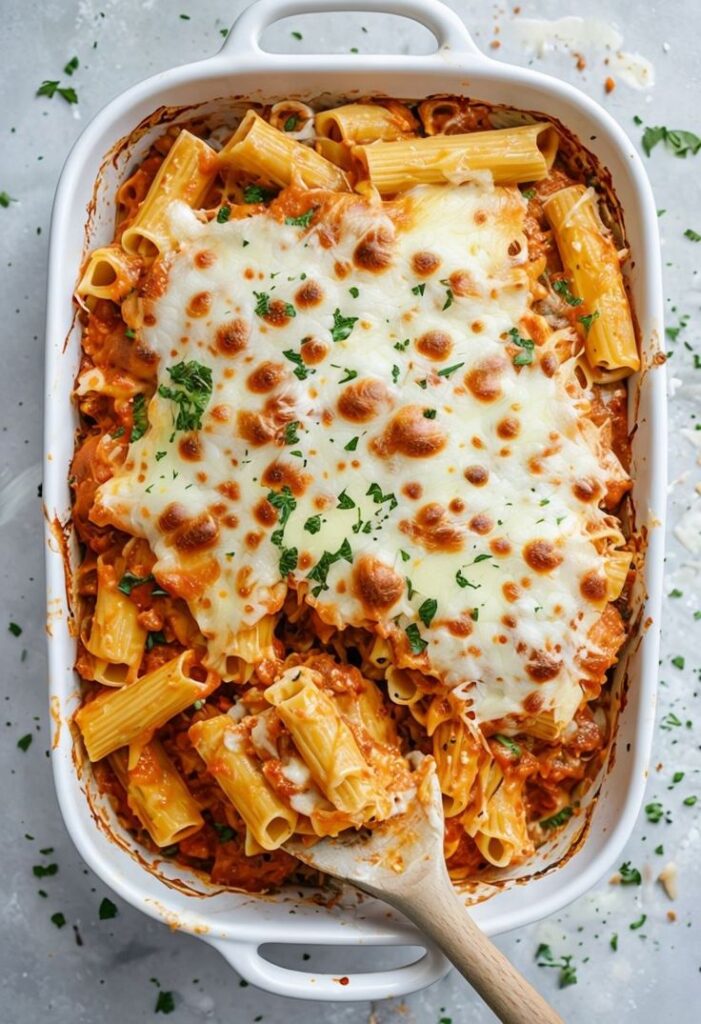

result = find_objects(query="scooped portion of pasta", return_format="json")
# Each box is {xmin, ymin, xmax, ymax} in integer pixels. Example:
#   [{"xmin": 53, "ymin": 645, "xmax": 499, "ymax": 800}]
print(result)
[{"xmin": 72, "ymin": 96, "xmax": 638, "ymax": 891}]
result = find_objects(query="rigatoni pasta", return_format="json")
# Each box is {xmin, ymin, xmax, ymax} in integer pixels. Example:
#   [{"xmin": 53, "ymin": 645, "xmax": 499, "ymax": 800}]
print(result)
[{"xmin": 70, "ymin": 93, "xmax": 639, "ymax": 892}]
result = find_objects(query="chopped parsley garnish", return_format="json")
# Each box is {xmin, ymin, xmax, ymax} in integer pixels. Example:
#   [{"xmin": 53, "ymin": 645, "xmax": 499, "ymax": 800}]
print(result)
[
  {"xmin": 283, "ymin": 348, "xmax": 313, "ymax": 380},
  {"xmin": 399, "ymin": 549, "xmax": 410, "ymax": 562},
  {"xmin": 304, "ymin": 515, "xmax": 322, "ymax": 534},
  {"xmin": 307, "ymin": 539, "xmax": 353, "ymax": 596},
  {"xmin": 470, "ymin": 608, "xmax": 479, "ymax": 621},
  {"xmin": 669, "ymin": 588, "xmax": 683, "ymax": 598},
  {"xmin": 338, "ymin": 368, "xmax": 358, "ymax": 384},
  {"xmin": 394, "ymin": 338, "xmax": 410, "ymax": 352},
  {"xmin": 8, "ymin": 622, "xmax": 22, "ymax": 637},
  {"xmin": 411, "ymin": 282, "xmax": 426, "ymax": 296},
  {"xmin": 99, "ymin": 897, "xmax": 118, "ymax": 920},
  {"xmin": 331, "ymin": 309, "xmax": 359, "ymax": 343},
  {"xmin": 349, "ymin": 286, "xmax": 359, "ymax": 298},
  {"xmin": 117, "ymin": 572, "xmax": 156, "ymax": 596},
  {"xmin": 684, "ymin": 795, "xmax": 698, "ymax": 807},
  {"xmin": 243, "ymin": 183, "xmax": 276, "ymax": 204},
  {"xmin": 391, "ymin": 364, "xmax": 400, "ymax": 384},
  {"xmin": 267, "ymin": 486, "xmax": 296, "ymax": 546},
  {"xmin": 337, "ymin": 489, "xmax": 356, "ymax": 509},
  {"xmin": 540, "ymin": 806, "xmax": 573, "ymax": 829},
  {"xmin": 661, "ymin": 712, "xmax": 682, "ymax": 730},
  {"xmin": 455, "ymin": 569, "xmax": 478, "ymax": 589},
  {"xmin": 37, "ymin": 80, "xmax": 78, "ymax": 104},
  {"xmin": 442, "ymin": 286, "xmax": 454, "ymax": 310},
  {"xmin": 578, "ymin": 311, "xmax": 600, "ymax": 333},
  {"xmin": 283, "ymin": 114, "xmax": 299, "ymax": 132},
  {"xmin": 279, "ymin": 547, "xmax": 298, "ymax": 576},
  {"xmin": 285, "ymin": 208, "xmax": 315, "ymax": 227},
  {"xmin": 437, "ymin": 362, "xmax": 464, "ymax": 378},
  {"xmin": 423, "ymin": 408, "xmax": 436, "ymax": 418},
  {"xmin": 33, "ymin": 863, "xmax": 58, "ymax": 877},
  {"xmin": 642, "ymin": 125, "xmax": 701, "ymax": 158},
  {"xmin": 253, "ymin": 291, "xmax": 295, "ymax": 319},
  {"xmin": 405, "ymin": 622, "xmax": 427, "ymax": 655},
  {"xmin": 671, "ymin": 655, "xmax": 685, "ymax": 669},
  {"xmin": 494, "ymin": 734, "xmax": 521, "ymax": 758},
  {"xmin": 535, "ymin": 944, "xmax": 577, "ymax": 988},
  {"xmin": 418, "ymin": 598, "xmax": 437, "ymax": 627},
  {"xmin": 282, "ymin": 420, "xmax": 300, "ymax": 445},
  {"xmin": 146, "ymin": 631, "xmax": 167, "ymax": 651},
  {"xmin": 619, "ymin": 861, "xmax": 642, "ymax": 885},
  {"xmin": 610, "ymin": 933, "xmax": 618, "ymax": 951},
  {"xmin": 344, "ymin": 436, "xmax": 359, "ymax": 451},
  {"xmin": 130, "ymin": 393, "xmax": 148, "ymax": 442},
  {"xmin": 158, "ymin": 360, "xmax": 213, "ymax": 435},
  {"xmin": 552, "ymin": 278, "xmax": 583, "ymax": 306},
  {"xmin": 155, "ymin": 990, "xmax": 176, "ymax": 1014},
  {"xmin": 366, "ymin": 482, "xmax": 397, "ymax": 510},
  {"xmin": 655, "ymin": 844, "xmax": 664, "ymax": 855},
  {"xmin": 673, "ymin": 770, "xmax": 684, "ymax": 783},
  {"xmin": 124, "ymin": 327, "xmax": 136, "ymax": 339},
  {"xmin": 213, "ymin": 822, "xmax": 235, "ymax": 843},
  {"xmin": 17, "ymin": 734, "xmax": 32, "ymax": 752},
  {"xmin": 405, "ymin": 577, "xmax": 416, "ymax": 599},
  {"xmin": 155, "ymin": 450, "xmax": 166, "ymax": 461},
  {"xmin": 522, "ymin": 187, "xmax": 536, "ymax": 200},
  {"xmin": 508, "ymin": 327, "xmax": 535, "ymax": 366},
  {"xmin": 629, "ymin": 914, "xmax": 647, "ymax": 931},
  {"xmin": 684, "ymin": 228, "xmax": 701, "ymax": 242},
  {"xmin": 645, "ymin": 801, "xmax": 664, "ymax": 823},
  {"xmin": 216, "ymin": 204, "xmax": 231, "ymax": 223},
  {"xmin": 291, "ymin": 30, "xmax": 303, "ymax": 39},
  {"xmin": 51, "ymin": 912, "xmax": 66, "ymax": 928},
  {"xmin": 0, "ymin": 192, "xmax": 16, "ymax": 208}
]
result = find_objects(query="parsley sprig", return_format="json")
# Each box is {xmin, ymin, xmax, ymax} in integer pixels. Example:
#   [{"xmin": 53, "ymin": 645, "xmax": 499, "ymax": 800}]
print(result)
[{"xmin": 158, "ymin": 361, "xmax": 213, "ymax": 435}]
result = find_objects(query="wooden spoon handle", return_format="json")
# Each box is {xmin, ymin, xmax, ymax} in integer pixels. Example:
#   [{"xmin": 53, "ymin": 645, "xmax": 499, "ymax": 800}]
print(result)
[{"xmin": 390, "ymin": 868, "xmax": 563, "ymax": 1024}]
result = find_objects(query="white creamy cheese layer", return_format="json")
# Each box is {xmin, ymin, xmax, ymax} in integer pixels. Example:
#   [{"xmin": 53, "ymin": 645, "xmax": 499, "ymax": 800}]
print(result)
[{"xmin": 95, "ymin": 181, "xmax": 618, "ymax": 726}]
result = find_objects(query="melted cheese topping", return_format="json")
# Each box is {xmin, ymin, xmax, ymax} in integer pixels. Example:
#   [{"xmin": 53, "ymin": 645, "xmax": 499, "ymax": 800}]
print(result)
[{"xmin": 95, "ymin": 181, "xmax": 619, "ymax": 726}]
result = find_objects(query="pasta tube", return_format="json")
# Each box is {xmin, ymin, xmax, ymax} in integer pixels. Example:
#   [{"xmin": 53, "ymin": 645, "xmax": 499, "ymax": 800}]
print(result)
[
  {"xmin": 83, "ymin": 561, "xmax": 146, "ymax": 685},
  {"xmin": 543, "ymin": 185, "xmax": 639, "ymax": 377},
  {"xmin": 121, "ymin": 130, "xmax": 219, "ymax": 259},
  {"xmin": 110, "ymin": 740, "xmax": 203, "ymax": 847},
  {"xmin": 219, "ymin": 111, "xmax": 350, "ymax": 191},
  {"xmin": 354, "ymin": 123, "xmax": 559, "ymax": 192},
  {"xmin": 188, "ymin": 715, "xmax": 297, "ymax": 850},
  {"xmin": 76, "ymin": 651, "xmax": 216, "ymax": 761},
  {"xmin": 315, "ymin": 102, "xmax": 418, "ymax": 144},
  {"xmin": 76, "ymin": 245, "xmax": 142, "ymax": 302}
]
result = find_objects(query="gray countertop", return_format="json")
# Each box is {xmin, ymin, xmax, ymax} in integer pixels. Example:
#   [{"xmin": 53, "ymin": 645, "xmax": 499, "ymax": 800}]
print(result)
[{"xmin": 1, "ymin": 0, "xmax": 700, "ymax": 1020}]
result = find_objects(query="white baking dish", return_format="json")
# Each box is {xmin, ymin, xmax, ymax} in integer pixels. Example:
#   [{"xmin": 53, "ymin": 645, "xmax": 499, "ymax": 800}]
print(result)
[{"xmin": 44, "ymin": 0, "xmax": 666, "ymax": 1001}]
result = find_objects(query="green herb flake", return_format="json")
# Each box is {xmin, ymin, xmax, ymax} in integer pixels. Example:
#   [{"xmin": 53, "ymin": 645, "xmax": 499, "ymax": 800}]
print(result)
[
  {"xmin": 282, "ymin": 420, "xmax": 300, "ymax": 445},
  {"xmin": 540, "ymin": 806, "xmax": 573, "ymax": 829},
  {"xmin": 279, "ymin": 547, "xmax": 298, "ymax": 576},
  {"xmin": 683, "ymin": 795, "xmax": 698, "ymax": 807},
  {"xmin": 442, "ymin": 287, "xmax": 454, "ymax": 310},
  {"xmin": 423, "ymin": 408, "xmax": 437, "ymax": 419},
  {"xmin": 344, "ymin": 436, "xmax": 359, "ymax": 451},
  {"xmin": 216, "ymin": 204, "xmax": 231, "ymax": 223},
  {"xmin": 17, "ymin": 734, "xmax": 33, "ymax": 752},
  {"xmin": 437, "ymin": 362, "xmax": 464, "ymax": 378},
  {"xmin": 243, "ymin": 183, "xmax": 276, "ymax": 204},
  {"xmin": 304, "ymin": 515, "xmax": 322, "ymax": 534},
  {"xmin": 9, "ymin": 622, "xmax": 22, "ymax": 637},
  {"xmin": 291, "ymin": 30, "xmax": 303, "ymax": 40},
  {"xmin": 673, "ymin": 771, "xmax": 684, "ymax": 783},
  {"xmin": 130, "ymin": 393, "xmax": 148, "ymax": 442},
  {"xmin": 51, "ymin": 912, "xmax": 66, "ymax": 928},
  {"xmin": 63, "ymin": 56, "xmax": 79, "ymax": 76},
  {"xmin": 629, "ymin": 914, "xmax": 647, "ymax": 931},
  {"xmin": 394, "ymin": 338, "xmax": 410, "ymax": 352},
  {"xmin": 552, "ymin": 278, "xmax": 583, "ymax": 306},
  {"xmin": 284, "ymin": 115, "xmax": 299, "ymax": 132},
  {"xmin": 146, "ymin": 631, "xmax": 167, "ymax": 651},
  {"xmin": 99, "ymin": 897, "xmax": 118, "ymax": 920},
  {"xmin": 285, "ymin": 208, "xmax": 315, "ymax": 228},
  {"xmin": 418, "ymin": 598, "xmax": 437, "ymax": 627},
  {"xmin": 684, "ymin": 228, "xmax": 701, "ymax": 242},
  {"xmin": 349, "ymin": 286, "xmax": 359, "ymax": 298},
  {"xmin": 645, "ymin": 801, "xmax": 664, "ymax": 823},
  {"xmin": 610, "ymin": 933, "xmax": 618, "ymax": 952},
  {"xmin": 669, "ymin": 588, "xmax": 684, "ymax": 598},
  {"xmin": 642, "ymin": 125, "xmax": 701, "ymax": 158},
  {"xmin": 619, "ymin": 861, "xmax": 642, "ymax": 885},
  {"xmin": 366, "ymin": 482, "xmax": 398, "ymax": 510},
  {"xmin": 578, "ymin": 311, "xmax": 600, "ymax": 333},
  {"xmin": 0, "ymin": 192, "xmax": 16, "ymax": 208},
  {"xmin": 411, "ymin": 283, "xmax": 425, "ymax": 296},
  {"xmin": 117, "ymin": 572, "xmax": 155, "ymax": 596},
  {"xmin": 671, "ymin": 655, "xmax": 685, "ymax": 669},
  {"xmin": 158, "ymin": 360, "xmax": 213, "ymax": 435},
  {"xmin": 282, "ymin": 348, "xmax": 312, "ymax": 381},
  {"xmin": 331, "ymin": 308, "xmax": 359, "ymax": 343},
  {"xmin": 155, "ymin": 990, "xmax": 176, "ymax": 1014},
  {"xmin": 508, "ymin": 327, "xmax": 535, "ymax": 366},
  {"xmin": 455, "ymin": 569, "xmax": 477, "ymax": 589},
  {"xmin": 307, "ymin": 539, "xmax": 354, "ymax": 596},
  {"xmin": 522, "ymin": 187, "xmax": 536, "ymax": 199},
  {"xmin": 337, "ymin": 489, "xmax": 356, "ymax": 510},
  {"xmin": 33, "ymin": 863, "xmax": 58, "ymax": 878},
  {"xmin": 399, "ymin": 549, "xmax": 410, "ymax": 562},
  {"xmin": 213, "ymin": 822, "xmax": 235, "ymax": 843},
  {"xmin": 339, "ymin": 368, "xmax": 358, "ymax": 384},
  {"xmin": 391, "ymin": 364, "xmax": 400, "ymax": 384},
  {"xmin": 655, "ymin": 844, "xmax": 664, "ymax": 855},
  {"xmin": 405, "ymin": 622, "xmax": 427, "ymax": 655},
  {"xmin": 494, "ymin": 734, "xmax": 521, "ymax": 758}
]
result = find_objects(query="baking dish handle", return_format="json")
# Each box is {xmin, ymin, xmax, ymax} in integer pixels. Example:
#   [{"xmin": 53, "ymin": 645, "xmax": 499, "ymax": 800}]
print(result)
[
  {"xmin": 220, "ymin": 0, "xmax": 484, "ymax": 58},
  {"xmin": 209, "ymin": 937, "xmax": 449, "ymax": 1000}
]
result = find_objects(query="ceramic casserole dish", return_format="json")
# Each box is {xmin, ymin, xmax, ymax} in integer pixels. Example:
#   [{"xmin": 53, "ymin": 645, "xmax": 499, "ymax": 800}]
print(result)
[{"xmin": 44, "ymin": 0, "xmax": 666, "ymax": 1000}]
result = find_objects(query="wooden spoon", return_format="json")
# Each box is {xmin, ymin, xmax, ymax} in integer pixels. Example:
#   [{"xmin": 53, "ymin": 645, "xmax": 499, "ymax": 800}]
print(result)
[{"xmin": 286, "ymin": 761, "xmax": 563, "ymax": 1024}]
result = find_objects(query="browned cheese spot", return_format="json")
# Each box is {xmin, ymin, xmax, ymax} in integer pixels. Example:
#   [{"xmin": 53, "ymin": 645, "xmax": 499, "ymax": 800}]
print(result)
[
  {"xmin": 371, "ymin": 405, "xmax": 447, "ymax": 458},
  {"xmin": 261, "ymin": 461, "xmax": 310, "ymax": 497},
  {"xmin": 464, "ymin": 465, "xmax": 489, "ymax": 487},
  {"xmin": 263, "ymin": 299, "xmax": 296, "ymax": 328},
  {"xmin": 468, "ymin": 513, "xmax": 493, "ymax": 535},
  {"xmin": 295, "ymin": 280, "xmax": 324, "ymax": 307},
  {"xmin": 411, "ymin": 250, "xmax": 441, "ymax": 277},
  {"xmin": 353, "ymin": 226, "xmax": 394, "ymax": 273},
  {"xmin": 300, "ymin": 338, "xmax": 328, "ymax": 365},
  {"xmin": 352, "ymin": 554, "xmax": 404, "ymax": 616},
  {"xmin": 572, "ymin": 477, "xmax": 602, "ymax": 503},
  {"xmin": 186, "ymin": 291, "xmax": 212, "ymax": 318},
  {"xmin": 216, "ymin": 319, "xmax": 249, "ymax": 356},
  {"xmin": 194, "ymin": 250, "xmax": 216, "ymax": 269},
  {"xmin": 525, "ymin": 650, "xmax": 562, "ymax": 683},
  {"xmin": 496, "ymin": 416, "xmax": 520, "ymax": 439},
  {"xmin": 403, "ymin": 482, "xmax": 423, "ymax": 500},
  {"xmin": 465, "ymin": 356, "xmax": 506, "ymax": 403},
  {"xmin": 158, "ymin": 502, "xmax": 189, "ymax": 533},
  {"xmin": 415, "ymin": 330, "xmax": 453, "ymax": 361},
  {"xmin": 247, "ymin": 361, "xmax": 285, "ymax": 394},
  {"xmin": 178, "ymin": 434, "xmax": 202, "ymax": 461},
  {"xmin": 253, "ymin": 498, "xmax": 277, "ymax": 527},
  {"xmin": 580, "ymin": 570, "xmax": 607, "ymax": 603},
  {"xmin": 338, "ymin": 378, "xmax": 391, "ymax": 423},
  {"xmin": 523, "ymin": 539, "xmax": 563, "ymax": 574},
  {"xmin": 174, "ymin": 513, "xmax": 219, "ymax": 553},
  {"xmin": 490, "ymin": 537, "xmax": 512, "ymax": 557},
  {"xmin": 400, "ymin": 503, "xmax": 464, "ymax": 552},
  {"xmin": 237, "ymin": 410, "xmax": 276, "ymax": 446},
  {"xmin": 217, "ymin": 481, "xmax": 240, "ymax": 501}
]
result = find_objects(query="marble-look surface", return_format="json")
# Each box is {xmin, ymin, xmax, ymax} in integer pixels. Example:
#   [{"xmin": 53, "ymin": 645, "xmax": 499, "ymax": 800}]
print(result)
[{"xmin": 1, "ymin": 0, "xmax": 699, "ymax": 1020}]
